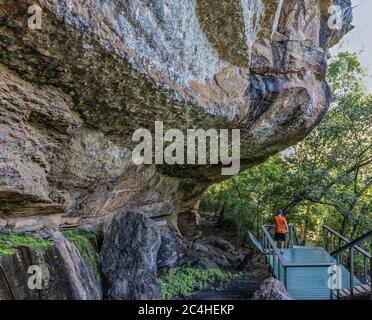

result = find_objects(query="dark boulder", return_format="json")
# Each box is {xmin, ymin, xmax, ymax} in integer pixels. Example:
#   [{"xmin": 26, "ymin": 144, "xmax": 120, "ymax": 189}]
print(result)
[{"xmin": 101, "ymin": 212, "xmax": 161, "ymax": 300}]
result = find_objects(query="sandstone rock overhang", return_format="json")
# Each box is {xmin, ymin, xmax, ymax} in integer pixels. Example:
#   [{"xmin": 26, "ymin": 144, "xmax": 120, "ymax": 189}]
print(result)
[{"xmin": 0, "ymin": 0, "xmax": 352, "ymax": 222}]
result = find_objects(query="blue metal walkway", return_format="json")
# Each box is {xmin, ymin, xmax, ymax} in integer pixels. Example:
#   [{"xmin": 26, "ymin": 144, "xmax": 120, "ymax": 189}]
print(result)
[
  {"xmin": 249, "ymin": 224, "xmax": 371, "ymax": 300},
  {"xmin": 268, "ymin": 246, "xmax": 361, "ymax": 300}
]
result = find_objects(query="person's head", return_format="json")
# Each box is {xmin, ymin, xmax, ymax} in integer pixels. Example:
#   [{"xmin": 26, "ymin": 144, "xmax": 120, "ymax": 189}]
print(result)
[{"xmin": 277, "ymin": 209, "xmax": 283, "ymax": 216}]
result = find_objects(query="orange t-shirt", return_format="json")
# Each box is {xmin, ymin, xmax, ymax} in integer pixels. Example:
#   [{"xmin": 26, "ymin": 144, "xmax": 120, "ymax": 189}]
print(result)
[{"xmin": 274, "ymin": 215, "xmax": 287, "ymax": 234}]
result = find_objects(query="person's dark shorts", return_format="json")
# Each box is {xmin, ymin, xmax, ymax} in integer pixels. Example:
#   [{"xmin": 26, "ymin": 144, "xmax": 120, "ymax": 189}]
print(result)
[{"xmin": 274, "ymin": 232, "xmax": 286, "ymax": 241}]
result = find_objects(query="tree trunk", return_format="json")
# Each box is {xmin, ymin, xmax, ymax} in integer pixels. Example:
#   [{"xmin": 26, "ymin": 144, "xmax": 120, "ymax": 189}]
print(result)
[
  {"xmin": 340, "ymin": 216, "xmax": 348, "ymax": 237},
  {"xmin": 216, "ymin": 206, "xmax": 225, "ymax": 227},
  {"xmin": 302, "ymin": 206, "xmax": 311, "ymax": 245}
]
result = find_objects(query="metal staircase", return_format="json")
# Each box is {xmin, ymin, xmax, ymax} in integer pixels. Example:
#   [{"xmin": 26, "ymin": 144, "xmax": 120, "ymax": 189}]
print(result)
[
  {"xmin": 323, "ymin": 225, "xmax": 372, "ymax": 300},
  {"xmin": 248, "ymin": 224, "xmax": 371, "ymax": 300}
]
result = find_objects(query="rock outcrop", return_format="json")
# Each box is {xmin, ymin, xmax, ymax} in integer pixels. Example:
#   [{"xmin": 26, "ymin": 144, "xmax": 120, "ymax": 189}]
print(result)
[
  {"xmin": 0, "ymin": 0, "xmax": 352, "ymax": 227},
  {"xmin": 101, "ymin": 212, "xmax": 161, "ymax": 300},
  {"xmin": 0, "ymin": 230, "xmax": 102, "ymax": 300},
  {"xmin": 251, "ymin": 277, "xmax": 292, "ymax": 300},
  {"xmin": 0, "ymin": 0, "xmax": 353, "ymax": 299},
  {"xmin": 157, "ymin": 225, "xmax": 184, "ymax": 273}
]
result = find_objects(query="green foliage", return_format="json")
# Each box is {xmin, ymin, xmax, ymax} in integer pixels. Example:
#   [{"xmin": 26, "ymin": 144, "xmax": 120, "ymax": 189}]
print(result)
[
  {"xmin": 202, "ymin": 155, "xmax": 291, "ymax": 243},
  {"xmin": 159, "ymin": 266, "xmax": 244, "ymax": 300},
  {"xmin": 62, "ymin": 229, "xmax": 101, "ymax": 282},
  {"xmin": 0, "ymin": 232, "xmax": 54, "ymax": 255}
]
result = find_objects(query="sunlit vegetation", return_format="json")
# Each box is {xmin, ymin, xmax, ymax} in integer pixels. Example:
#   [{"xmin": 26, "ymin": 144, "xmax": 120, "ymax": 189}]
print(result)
[
  {"xmin": 0, "ymin": 232, "xmax": 54, "ymax": 255},
  {"xmin": 159, "ymin": 266, "xmax": 244, "ymax": 300}
]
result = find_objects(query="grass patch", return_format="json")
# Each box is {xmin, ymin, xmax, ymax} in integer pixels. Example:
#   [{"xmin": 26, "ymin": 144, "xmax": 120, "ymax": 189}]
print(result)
[
  {"xmin": 159, "ymin": 266, "xmax": 244, "ymax": 300},
  {"xmin": 0, "ymin": 232, "xmax": 54, "ymax": 255},
  {"xmin": 62, "ymin": 229, "xmax": 101, "ymax": 282}
]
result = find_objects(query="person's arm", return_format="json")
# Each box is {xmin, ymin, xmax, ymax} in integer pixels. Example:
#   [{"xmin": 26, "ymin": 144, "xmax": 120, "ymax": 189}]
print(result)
[{"xmin": 284, "ymin": 218, "xmax": 289, "ymax": 232}]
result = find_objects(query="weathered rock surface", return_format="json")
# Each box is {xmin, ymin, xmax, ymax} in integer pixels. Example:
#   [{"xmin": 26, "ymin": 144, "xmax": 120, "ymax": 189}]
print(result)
[
  {"xmin": 251, "ymin": 277, "xmax": 292, "ymax": 300},
  {"xmin": 101, "ymin": 212, "xmax": 161, "ymax": 300},
  {"xmin": 157, "ymin": 225, "xmax": 184, "ymax": 272},
  {"xmin": 0, "ymin": 0, "xmax": 352, "ymax": 227},
  {"xmin": 0, "ymin": 230, "xmax": 102, "ymax": 300},
  {"xmin": 178, "ymin": 212, "xmax": 268, "ymax": 274}
]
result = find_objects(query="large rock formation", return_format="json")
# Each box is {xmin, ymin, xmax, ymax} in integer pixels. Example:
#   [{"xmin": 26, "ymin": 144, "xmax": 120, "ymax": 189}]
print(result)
[
  {"xmin": 0, "ymin": 0, "xmax": 353, "ymax": 226},
  {"xmin": 0, "ymin": 0, "xmax": 352, "ymax": 299},
  {"xmin": 101, "ymin": 212, "xmax": 161, "ymax": 300}
]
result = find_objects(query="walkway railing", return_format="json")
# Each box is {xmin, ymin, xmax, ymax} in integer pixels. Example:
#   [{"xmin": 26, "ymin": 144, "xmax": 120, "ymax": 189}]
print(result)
[
  {"xmin": 261, "ymin": 224, "xmax": 335, "ymax": 290},
  {"xmin": 323, "ymin": 225, "xmax": 372, "ymax": 299},
  {"xmin": 262, "ymin": 224, "xmax": 299, "ymax": 249}
]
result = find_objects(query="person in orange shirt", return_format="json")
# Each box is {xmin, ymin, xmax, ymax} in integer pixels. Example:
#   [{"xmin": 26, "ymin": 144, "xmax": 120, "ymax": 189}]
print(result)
[{"xmin": 274, "ymin": 209, "xmax": 288, "ymax": 253}]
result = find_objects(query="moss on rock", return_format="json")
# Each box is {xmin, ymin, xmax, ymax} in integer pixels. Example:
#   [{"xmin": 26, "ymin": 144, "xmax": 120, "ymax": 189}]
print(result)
[
  {"xmin": 0, "ymin": 232, "xmax": 54, "ymax": 255},
  {"xmin": 62, "ymin": 229, "xmax": 101, "ymax": 282}
]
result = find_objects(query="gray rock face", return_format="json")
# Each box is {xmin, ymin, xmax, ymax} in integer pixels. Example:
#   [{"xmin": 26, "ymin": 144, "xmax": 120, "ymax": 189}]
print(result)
[
  {"xmin": 0, "ymin": 230, "xmax": 102, "ymax": 300},
  {"xmin": 0, "ymin": 0, "xmax": 352, "ymax": 229},
  {"xmin": 101, "ymin": 212, "xmax": 161, "ymax": 300},
  {"xmin": 157, "ymin": 226, "xmax": 184, "ymax": 272},
  {"xmin": 251, "ymin": 277, "xmax": 292, "ymax": 300}
]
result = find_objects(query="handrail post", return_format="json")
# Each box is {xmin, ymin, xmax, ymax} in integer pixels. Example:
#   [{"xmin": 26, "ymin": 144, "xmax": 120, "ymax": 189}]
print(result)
[
  {"xmin": 273, "ymin": 248, "xmax": 276, "ymax": 278},
  {"xmin": 350, "ymin": 247, "xmax": 354, "ymax": 299},
  {"xmin": 322, "ymin": 226, "xmax": 326, "ymax": 250},
  {"xmin": 290, "ymin": 224, "xmax": 294, "ymax": 248},
  {"xmin": 336, "ymin": 255, "xmax": 340, "ymax": 299},
  {"xmin": 284, "ymin": 267, "xmax": 287, "ymax": 289},
  {"xmin": 363, "ymin": 256, "xmax": 367, "ymax": 283}
]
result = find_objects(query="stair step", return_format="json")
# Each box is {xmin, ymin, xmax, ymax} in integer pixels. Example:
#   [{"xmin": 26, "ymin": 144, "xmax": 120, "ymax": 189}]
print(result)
[{"xmin": 337, "ymin": 285, "xmax": 371, "ymax": 300}]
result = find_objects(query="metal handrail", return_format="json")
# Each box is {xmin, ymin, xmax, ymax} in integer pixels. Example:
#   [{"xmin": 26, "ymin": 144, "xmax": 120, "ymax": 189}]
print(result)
[
  {"xmin": 261, "ymin": 225, "xmax": 335, "ymax": 269},
  {"xmin": 323, "ymin": 225, "xmax": 372, "ymax": 300},
  {"xmin": 261, "ymin": 224, "xmax": 335, "ymax": 291},
  {"xmin": 292, "ymin": 226, "xmax": 300, "ymax": 246},
  {"xmin": 248, "ymin": 231, "xmax": 264, "ymax": 253},
  {"xmin": 330, "ymin": 230, "xmax": 372, "ymax": 259},
  {"xmin": 257, "ymin": 224, "xmax": 371, "ymax": 299},
  {"xmin": 261, "ymin": 225, "xmax": 287, "ymax": 266},
  {"xmin": 261, "ymin": 224, "xmax": 336, "ymax": 296},
  {"xmin": 264, "ymin": 223, "xmax": 298, "ymax": 248},
  {"xmin": 323, "ymin": 225, "xmax": 370, "ymax": 258}
]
